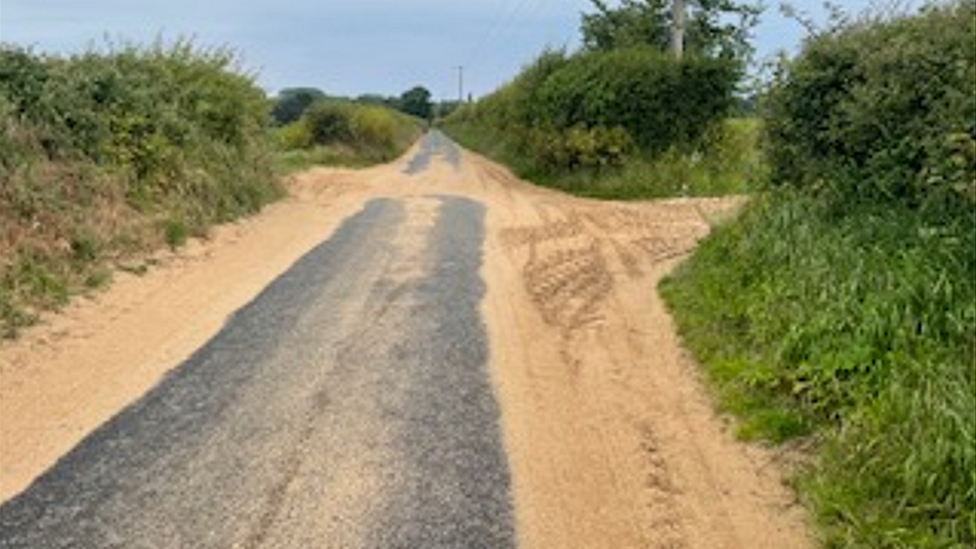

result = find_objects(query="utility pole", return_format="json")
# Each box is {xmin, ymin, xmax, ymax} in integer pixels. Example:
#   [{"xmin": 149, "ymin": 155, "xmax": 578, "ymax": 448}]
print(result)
[
  {"xmin": 672, "ymin": 0, "xmax": 685, "ymax": 59},
  {"xmin": 456, "ymin": 66, "xmax": 465, "ymax": 103}
]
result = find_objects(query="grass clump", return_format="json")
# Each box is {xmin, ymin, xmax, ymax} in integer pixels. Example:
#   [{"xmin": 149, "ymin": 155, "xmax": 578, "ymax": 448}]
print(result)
[
  {"xmin": 661, "ymin": 2, "xmax": 975, "ymax": 546},
  {"xmin": 162, "ymin": 218, "xmax": 189, "ymax": 250},
  {"xmin": 0, "ymin": 39, "xmax": 282, "ymax": 337}
]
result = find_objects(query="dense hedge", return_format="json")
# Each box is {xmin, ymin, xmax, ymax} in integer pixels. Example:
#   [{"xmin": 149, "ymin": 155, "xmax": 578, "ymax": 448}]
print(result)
[
  {"xmin": 0, "ymin": 42, "xmax": 281, "ymax": 336},
  {"xmin": 536, "ymin": 48, "xmax": 738, "ymax": 152},
  {"xmin": 764, "ymin": 0, "xmax": 976, "ymax": 211},
  {"xmin": 274, "ymin": 98, "xmax": 422, "ymax": 170},
  {"xmin": 448, "ymin": 47, "xmax": 739, "ymax": 174},
  {"xmin": 0, "ymin": 42, "xmax": 278, "ymax": 221}
]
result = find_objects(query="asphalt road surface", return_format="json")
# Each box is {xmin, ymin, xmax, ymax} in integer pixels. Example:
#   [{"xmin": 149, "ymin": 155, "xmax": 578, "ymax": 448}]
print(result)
[{"xmin": 0, "ymin": 195, "xmax": 515, "ymax": 548}]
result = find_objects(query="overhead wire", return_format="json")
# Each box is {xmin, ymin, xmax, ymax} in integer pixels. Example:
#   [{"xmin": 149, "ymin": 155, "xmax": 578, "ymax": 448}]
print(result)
[
  {"xmin": 465, "ymin": 0, "xmax": 536, "ymax": 67},
  {"xmin": 460, "ymin": 0, "xmax": 564, "ymax": 97}
]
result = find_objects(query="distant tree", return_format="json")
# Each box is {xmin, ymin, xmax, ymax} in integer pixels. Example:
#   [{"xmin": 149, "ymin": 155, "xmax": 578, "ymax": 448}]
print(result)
[
  {"xmin": 399, "ymin": 86, "xmax": 433, "ymax": 120},
  {"xmin": 271, "ymin": 87, "xmax": 326, "ymax": 126},
  {"xmin": 581, "ymin": 0, "xmax": 759, "ymax": 62},
  {"xmin": 356, "ymin": 93, "xmax": 397, "ymax": 108},
  {"xmin": 436, "ymin": 100, "xmax": 463, "ymax": 119}
]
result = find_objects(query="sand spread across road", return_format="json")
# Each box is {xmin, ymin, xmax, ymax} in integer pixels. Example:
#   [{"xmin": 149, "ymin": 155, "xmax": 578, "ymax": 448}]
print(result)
[{"xmin": 0, "ymin": 137, "xmax": 812, "ymax": 548}]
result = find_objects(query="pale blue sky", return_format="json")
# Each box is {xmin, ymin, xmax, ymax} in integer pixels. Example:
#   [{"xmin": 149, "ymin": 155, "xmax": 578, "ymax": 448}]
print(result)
[{"xmin": 0, "ymin": 1, "xmax": 894, "ymax": 99}]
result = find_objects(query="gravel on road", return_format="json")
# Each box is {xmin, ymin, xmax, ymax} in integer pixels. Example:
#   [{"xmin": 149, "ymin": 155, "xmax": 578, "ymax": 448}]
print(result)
[{"xmin": 0, "ymin": 195, "xmax": 514, "ymax": 549}]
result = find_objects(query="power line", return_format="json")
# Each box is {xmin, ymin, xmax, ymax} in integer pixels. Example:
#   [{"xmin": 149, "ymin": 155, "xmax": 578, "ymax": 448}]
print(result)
[
  {"xmin": 456, "ymin": 65, "xmax": 464, "ymax": 102},
  {"xmin": 466, "ymin": 0, "xmax": 532, "ymax": 67},
  {"xmin": 461, "ymin": 0, "xmax": 571, "ymax": 98}
]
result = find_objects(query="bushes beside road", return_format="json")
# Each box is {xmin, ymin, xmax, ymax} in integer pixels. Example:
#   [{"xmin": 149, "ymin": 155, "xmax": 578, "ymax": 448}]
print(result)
[
  {"xmin": 662, "ymin": 2, "xmax": 975, "ymax": 547},
  {"xmin": 0, "ymin": 41, "xmax": 282, "ymax": 337},
  {"xmin": 443, "ymin": 47, "xmax": 757, "ymax": 199},
  {"xmin": 272, "ymin": 97, "xmax": 424, "ymax": 173},
  {"xmin": 763, "ymin": 0, "xmax": 975, "ymax": 210},
  {"xmin": 455, "ymin": 0, "xmax": 975, "ymax": 545},
  {"xmin": 0, "ymin": 42, "xmax": 423, "ymax": 338}
]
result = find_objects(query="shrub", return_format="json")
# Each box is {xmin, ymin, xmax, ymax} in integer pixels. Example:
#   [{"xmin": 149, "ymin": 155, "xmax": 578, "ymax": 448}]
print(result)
[
  {"xmin": 276, "ymin": 121, "xmax": 313, "ymax": 150},
  {"xmin": 303, "ymin": 100, "xmax": 355, "ymax": 146},
  {"xmin": 0, "ymin": 40, "xmax": 282, "ymax": 336},
  {"xmin": 272, "ymin": 99, "xmax": 422, "ymax": 172},
  {"xmin": 763, "ymin": 0, "xmax": 976, "ymax": 211},
  {"xmin": 529, "ymin": 124, "xmax": 634, "ymax": 172},
  {"xmin": 445, "ymin": 46, "xmax": 740, "ymax": 177},
  {"xmin": 349, "ymin": 105, "xmax": 396, "ymax": 151},
  {"xmin": 537, "ymin": 47, "xmax": 738, "ymax": 152},
  {"xmin": 270, "ymin": 87, "xmax": 326, "ymax": 126}
]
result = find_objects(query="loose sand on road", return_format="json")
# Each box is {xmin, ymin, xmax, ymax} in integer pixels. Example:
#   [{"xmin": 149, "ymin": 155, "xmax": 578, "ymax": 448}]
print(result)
[{"xmin": 0, "ymin": 137, "xmax": 812, "ymax": 548}]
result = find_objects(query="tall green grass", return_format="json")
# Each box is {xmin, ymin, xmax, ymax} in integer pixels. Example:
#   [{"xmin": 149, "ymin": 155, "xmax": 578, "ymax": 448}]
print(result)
[{"xmin": 661, "ymin": 192, "xmax": 975, "ymax": 547}]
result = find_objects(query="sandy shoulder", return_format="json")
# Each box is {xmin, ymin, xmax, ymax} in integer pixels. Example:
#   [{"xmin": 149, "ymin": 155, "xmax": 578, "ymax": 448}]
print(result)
[{"xmin": 0, "ymin": 167, "xmax": 378, "ymax": 502}]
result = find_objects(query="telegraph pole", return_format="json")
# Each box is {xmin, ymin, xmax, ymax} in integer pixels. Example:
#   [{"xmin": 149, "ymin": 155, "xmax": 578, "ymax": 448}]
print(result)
[
  {"xmin": 672, "ymin": 0, "xmax": 685, "ymax": 59},
  {"xmin": 456, "ymin": 65, "xmax": 465, "ymax": 103}
]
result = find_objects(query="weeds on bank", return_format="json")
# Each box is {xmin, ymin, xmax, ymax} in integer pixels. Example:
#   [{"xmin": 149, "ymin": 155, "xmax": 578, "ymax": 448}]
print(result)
[{"xmin": 662, "ymin": 3, "xmax": 975, "ymax": 545}]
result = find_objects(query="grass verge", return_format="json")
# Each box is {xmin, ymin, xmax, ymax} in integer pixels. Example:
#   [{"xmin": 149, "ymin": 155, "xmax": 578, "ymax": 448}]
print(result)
[{"xmin": 659, "ymin": 191, "xmax": 975, "ymax": 548}]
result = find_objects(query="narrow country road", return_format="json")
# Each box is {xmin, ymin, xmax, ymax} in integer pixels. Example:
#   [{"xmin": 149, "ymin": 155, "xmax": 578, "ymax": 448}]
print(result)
[{"xmin": 0, "ymin": 133, "xmax": 811, "ymax": 548}]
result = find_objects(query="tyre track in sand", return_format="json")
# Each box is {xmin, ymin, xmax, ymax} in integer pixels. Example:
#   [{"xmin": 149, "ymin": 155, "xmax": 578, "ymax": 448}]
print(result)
[
  {"xmin": 475, "ymin": 151, "xmax": 811, "ymax": 549},
  {"xmin": 497, "ymin": 200, "xmax": 705, "ymax": 548}
]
